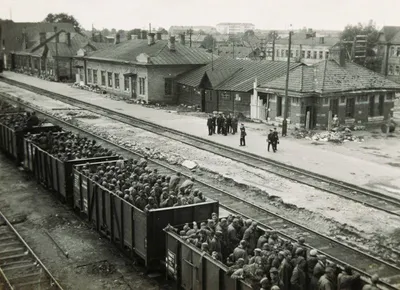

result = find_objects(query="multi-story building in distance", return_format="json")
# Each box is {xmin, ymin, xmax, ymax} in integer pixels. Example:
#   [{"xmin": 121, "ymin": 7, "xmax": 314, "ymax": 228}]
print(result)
[{"xmin": 216, "ymin": 23, "xmax": 255, "ymax": 34}]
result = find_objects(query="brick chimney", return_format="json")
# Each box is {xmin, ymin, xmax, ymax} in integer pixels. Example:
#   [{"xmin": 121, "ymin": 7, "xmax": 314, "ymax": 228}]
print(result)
[
  {"xmin": 114, "ymin": 33, "xmax": 120, "ymax": 44},
  {"xmin": 22, "ymin": 27, "xmax": 28, "ymax": 49},
  {"xmin": 329, "ymin": 45, "xmax": 346, "ymax": 67},
  {"xmin": 179, "ymin": 34, "xmax": 185, "ymax": 45},
  {"xmin": 39, "ymin": 32, "xmax": 46, "ymax": 44},
  {"xmin": 168, "ymin": 36, "xmax": 176, "ymax": 51},
  {"xmin": 148, "ymin": 33, "xmax": 155, "ymax": 45},
  {"xmin": 141, "ymin": 30, "xmax": 147, "ymax": 40},
  {"xmin": 67, "ymin": 32, "xmax": 71, "ymax": 47}
]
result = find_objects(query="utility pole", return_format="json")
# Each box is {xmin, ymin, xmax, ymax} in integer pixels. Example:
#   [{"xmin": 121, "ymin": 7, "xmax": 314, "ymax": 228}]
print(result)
[
  {"xmin": 272, "ymin": 31, "xmax": 276, "ymax": 61},
  {"xmin": 211, "ymin": 38, "xmax": 214, "ymax": 71},
  {"xmin": 54, "ymin": 26, "xmax": 59, "ymax": 82},
  {"xmin": 187, "ymin": 28, "xmax": 193, "ymax": 47},
  {"xmin": 282, "ymin": 27, "xmax": 292, "ymax": 137}
]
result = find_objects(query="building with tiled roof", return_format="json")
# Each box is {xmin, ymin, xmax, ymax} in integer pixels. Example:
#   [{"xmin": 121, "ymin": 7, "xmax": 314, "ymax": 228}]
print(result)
[
  {"xmin": 12, "ymin": 28, "xmax": 111, "ymax": 81},
  {"xmin": 217, "ymin": 45, "xmax": 261, "ymax": 60},
  {"xmin": 376, "ymin": 26, "xmax": 400, "ymax": 84},
  {"xmin": 265, "ymin": 33, "xmax": 340, "ymax": 65},
  {"xmin": 258, "ymin": 47, "xmax": 400, "ymax": 128},
  {"xmin": 175, "ymin": 57, "xmax": 300, "ymax": 117},
  {"xmin": 74, "ymin": 34, "xmax": 217, "ymax": 103},
  {"xmin": 0, "ymin": 20, "xmax": 76, "ymax": 69}
]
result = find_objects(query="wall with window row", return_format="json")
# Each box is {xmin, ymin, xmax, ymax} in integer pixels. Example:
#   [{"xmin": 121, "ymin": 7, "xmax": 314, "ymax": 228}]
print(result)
[
  {"xmin": 272, "ymin": 44, "xmax": 331, "ymax": 64},
  {"xmin": 267, "ymin": 93, "xmax": 395, "ymax": 128}
]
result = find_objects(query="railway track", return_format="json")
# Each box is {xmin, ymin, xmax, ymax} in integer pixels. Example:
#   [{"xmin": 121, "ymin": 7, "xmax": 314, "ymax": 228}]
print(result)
[
  {"xmin": 1, "ymin": 92, "xmax": 400, "ymax": 289},
  {"xmin": 0, "ymin": 210, "xmax": 63, "ymax": 290},
  {"xmin": 1, "ymin": 77, "xmax": 400, "ymax": 218}
]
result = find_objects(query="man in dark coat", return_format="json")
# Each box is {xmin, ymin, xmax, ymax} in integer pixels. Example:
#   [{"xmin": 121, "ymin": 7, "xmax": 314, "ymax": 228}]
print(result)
[
  {"xmin": 291, "ymin": 258, "xmax": 307, "ymax": 290},
  {"xmin": 26, "ymin": 111, "xmax": 40, "ymax": 128},
  {"xmin": 337, "ymin": 265, "xmax": 360, "ymax": 290},
  {"xmin": 272, "ymin": 127, "xmax": 279, "ymax": 151},
  {"xmin": 318, "ymin": 267, "xmax": 336, "ymax": 290},
  {"xmin": 212, "ymin": 114, "xmax": 217, "ymax": 134},
  {"xmin": 207, "ymin": 115, "xmax": 213, "ymax": 135},
  {"xmin": 267, "ymin": 129, "xmax": 274, "ymax": 152},
  {"xmin": 227, "ymin": 113, "xmax": 232, "ymax": 133},
  {"xmin": 232, "ymin": 115, "xmax": 238, "ymax": 134},
  {"xmin": 307, "ymin": 249, "xmax": 319, "ymax": 289},
  {"xmin": 240, "ymin": 124, "xmax": 246, "ymax": 146},
  {"xmin": 217, "ymin": 114, "xmax": 223, "ymax": 134},
  {"xmin": 279, "ymin": 250, "xmax": 293, "ymax": 290}
]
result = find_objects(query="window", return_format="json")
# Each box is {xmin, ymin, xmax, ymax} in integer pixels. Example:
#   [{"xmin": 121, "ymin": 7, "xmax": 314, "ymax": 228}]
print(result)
[
  {"xmin": 325, "ymin": 51, "xmax": 329, "ymax": 59},
  {"xmin": 323, "ymin": 97, "xmax": 329, "ymax": 105},
  {"xmin": 319, "ymin": 51, "xmax": 323, "ymax": 59},
  {"xmin": 281, "ymin": 49, "xmax": 285, "ymax": 57},
  {"xmin": 93, "ymin": 70, "xmax": 97, "ymax": 84},
  {"xmin": 369, "ymin": 95, "xmax": 375, "ymax": 117},
  {"xmin": 276, "ymin": 49, "xmax": 280, "ymax": 57},
  {"xmin": 396, "ymin": 66, "xmax": 400, "ymax": 75},
  {"xmin": 235, "ymin": 94, "xmax": 241, "ymax": 101},
  {"xmin": 124, "ymin": 76, "xmax": 130, "ymax": 91},
  {"xmin": 285, "ymin": 50, "xmax": 288, "ymax": 57},
  {"xmin": 340, "ymin": 96, "xmax": 346, "ymax": 103},
  {"xmin": 313, "ymin": 51, "xmax": 317, "ymax": 59},
  {"xmin": 101, "ymin": 71, "xmax": 106, "ymax": 85},
  {"xmin": 290, "ymin": 50, "xmax": 293, "ymax": 57},
  {"xmin": 391, "ymin": 46, "xmax": 395, "ymax": 56},
  {"xmin": 114, "ymin": 73, "xmax": 120, "ymax": 89},
  {"xmin": 139, "ymin": 77, "xmax": 146, "ymax": 95},
  {"xmin": 295, "ymin": 50, "xmax": 299, "ymax": 57},
  {"xmin": 79, "ymin": 68, "xmax": 83, "ymax": 81},
  {"xmin": 221, "ymin": 92, "xmax": 230, "ymax": 100},
  {"xmin": 378, "ymin": 95, "xmax": 384, "ymax": 116},
  {"xmin": 389, "ymin": 65, "xmax": 394, "ymax": 75},
  {"xmin": 306, "ymin": 51, "xmax": 311, "ymax": 59},
  {"xmin": 301, "ymin": 50, "xmax": 305, "ymax": 58},
  {"xmin": 386, "ymin": 93, "xmax": 394, "ymax": 100},
  {"xmin": 108, "ymin": 72, "xmax": 113, "ymax": 87},
  {"xmin": 87, "ymin": 69, "xmax": 92, "ymax": 83},
  {"xmin": 345, "ymin": 98, "xmax": 355, "ymax": 118},
  {"xmin": 397, "ymin": 47, "xmax": 400, "ymax": 57},
  {"xmin": 165, "ymin": 79, "xmax": 173, "ymax": 95},
  {"xmin": 292, "ymin": 97, "xmax": 299, "ymax": 104}
]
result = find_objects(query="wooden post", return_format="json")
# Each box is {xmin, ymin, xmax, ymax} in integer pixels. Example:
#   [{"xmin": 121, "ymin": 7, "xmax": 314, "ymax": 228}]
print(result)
[{"xmin": 327, "ymin": 110, "xmax": 332, "ymax": 131}]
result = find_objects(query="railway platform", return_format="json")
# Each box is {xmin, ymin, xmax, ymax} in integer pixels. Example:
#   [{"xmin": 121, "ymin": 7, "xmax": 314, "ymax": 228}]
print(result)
[{"xmin": 2, "ymin": 71, "xmax": 400, "ymax": 198}]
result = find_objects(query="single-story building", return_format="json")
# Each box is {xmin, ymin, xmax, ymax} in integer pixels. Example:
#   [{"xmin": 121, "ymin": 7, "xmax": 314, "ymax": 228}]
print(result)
[
  {"xmin": 176, "ymin": 57, "xmax": 300, "ymax": 118},
  {"xmin": 73, "ymin": 34, "xmax": 217, "ymax": 103},
  {"xmin": 258, "ymin": 46, "xmax": 400, "ymax": 128},
  {"xmin": 11, "ymin": 29, "xmax": 110, "ymax": 81}
]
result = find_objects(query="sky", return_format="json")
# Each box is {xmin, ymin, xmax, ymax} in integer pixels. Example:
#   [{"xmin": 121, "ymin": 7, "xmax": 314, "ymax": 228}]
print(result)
[{"xmin": 1, "ymin": 0, "xmax": 400, "ymax": 31}]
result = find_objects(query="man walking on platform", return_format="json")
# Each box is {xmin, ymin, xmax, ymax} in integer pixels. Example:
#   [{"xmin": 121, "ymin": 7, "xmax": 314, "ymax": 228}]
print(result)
[
  {"xmin": 267, "ymin": 129, "xmax": 274, "ymax": 152},
  {"xmin": 240, "ymin": 124, "xmax": 246, "ymax": 146},
  {"xmin": 272, "ymin": 128, "xmax": 279, "ymax": 152},
  {"xmin": 212, "ymin": 114, "xmax": 217, "ymax": 134}
]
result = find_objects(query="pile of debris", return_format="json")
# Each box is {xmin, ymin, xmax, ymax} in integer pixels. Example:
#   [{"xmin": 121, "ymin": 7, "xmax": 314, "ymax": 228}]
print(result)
[
  {"xmin": 292, "ymin": 127, "xmax": 364, "ymax": 143},
  {"xmin": 71, "ymin": 83, "xmax": 107, "ymax": 94}
]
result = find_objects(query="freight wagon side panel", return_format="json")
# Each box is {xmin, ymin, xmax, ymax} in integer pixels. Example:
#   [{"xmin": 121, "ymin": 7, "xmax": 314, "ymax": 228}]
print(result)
[
  {"xmin": 146, "ymin": 201, "xmax": 218, "ymax": 269},
  {"xmin": 133, "ymin": 209, "xmax": 147, "ymax": 259}
]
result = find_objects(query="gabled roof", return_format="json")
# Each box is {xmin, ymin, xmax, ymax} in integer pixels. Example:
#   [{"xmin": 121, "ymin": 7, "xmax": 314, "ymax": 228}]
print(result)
[
  {"xmin": 177, "ymin": 57, "xmax": 301, "ymax": 92},
  {"xmin": 260, "ymin": 60, "xmax": 400, "ymax": 95},
  {"xmin": 379, "ymin": 26, "xmax": 400, "ymax": 43},
  {"xmin": 84, "ymin": 39, "xmax": 216, "ymax": 65}
]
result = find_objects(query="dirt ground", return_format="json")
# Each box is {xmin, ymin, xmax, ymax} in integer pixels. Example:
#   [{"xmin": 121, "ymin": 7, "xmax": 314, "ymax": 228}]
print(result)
[{"xmin": 0, "ymin": 154, "xmax": 170, "ymax": 290}]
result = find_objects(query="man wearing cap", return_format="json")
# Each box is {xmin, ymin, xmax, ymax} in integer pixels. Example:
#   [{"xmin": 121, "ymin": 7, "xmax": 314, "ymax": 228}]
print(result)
[
  {"xmin": 243, "ymin": 221, "xmax": 258, "ymax": 254},
  {"xmin": 267, "ymin": 129, "xmax": 275, "ymax": 152},
  {"xmin": 318, "ymin": 267, "xmax": 336, "ymax": 290},
  {"xmin": 272, "ymin": 127, "xmax": 279, "ymax": 151},
  {"xmin": 307, "ymin": 249, "xmax": 319, "ymax": 289},
  {"xmin": 362, "ymin": 274, "xmax": 380, "ymax": 290},
  {"xmin": 209, "ymin": 231, "xmax": 223, "ymax": 260},
  {"xmin": 290, "ymin": 258, "xmax": 307, "ymax": 290},
  {"xmin": 249, "ymin": 248, "xmax": 263, "ymax": 265},
  {"xmin": 257, "ymin": 231, "xmax": 270, "ymax": 249},
  {"xmin": 239, "ymin": 124, "xmax": 246, "ymax": 146},
  {"xmin": 311, "ymin": 255, "xmax": 327, "ymax": 290},
  {"xmin": 179, "ymin": 176, "xmax": 195, "ymax": 192},
  {"xmin": 227, "ymin": 219, "xmax": 241, "ymax": 254},
  {"xmin": 271, "ymin": 267, "xmax": 285, "ymax": 289},
  {"xmin": 169, "ymin": 172, "xmax": 181, "ymax": 192},
  {"xmin": 233, "ymin": 240, "xmax": 249, "ymax": 264},
  {"xmin": 207, "ymin": 115, "xmax": 213, "ymax": 136},
  {"xmin": 337, "ymin": 265, "xmax": 360, "ymax": 290},
  {"xmin": 279, "ymin": 250, "xmax": 293, "ymax": 290}
]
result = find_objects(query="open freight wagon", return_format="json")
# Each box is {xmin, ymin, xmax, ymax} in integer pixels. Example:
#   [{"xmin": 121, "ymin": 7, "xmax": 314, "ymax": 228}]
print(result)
[
  {"xmin": 23, "ymin": 135, "xmax": 119, "ymax": 204},
  {"xmin": 165, "ymin": 230, "xmax": 252, "ymax": 290},
  {"xmin": 0, "ymin": 114, "xmax": 60, "ymax": 164},
  {"xmin": 73, "ymin": 161, "xmax": 219, "ymax": 270}
]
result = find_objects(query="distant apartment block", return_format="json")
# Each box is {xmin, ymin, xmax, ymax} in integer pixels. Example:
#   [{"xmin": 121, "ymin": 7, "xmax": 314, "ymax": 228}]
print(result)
[{"xmin": 216, "ymin": 23, "xmax": 255, "ymax": 34}]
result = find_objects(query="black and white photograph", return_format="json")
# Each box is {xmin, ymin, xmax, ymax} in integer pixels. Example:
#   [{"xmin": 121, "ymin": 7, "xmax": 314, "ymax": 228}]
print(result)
[{"xmin": 0, "ymin": 0, "xmax": 400, "ymax": 289}]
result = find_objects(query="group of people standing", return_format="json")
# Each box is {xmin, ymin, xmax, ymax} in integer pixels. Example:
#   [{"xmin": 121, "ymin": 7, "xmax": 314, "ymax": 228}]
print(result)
[{"xmin": 207, "ymin": 113, "xmax": 239, "ymax": 136}]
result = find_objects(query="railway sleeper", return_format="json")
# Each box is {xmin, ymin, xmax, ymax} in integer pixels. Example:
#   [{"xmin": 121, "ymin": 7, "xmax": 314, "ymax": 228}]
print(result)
[
  {"xmin": 11, "ymin": 278, "xmax": 52, "ymax": 290},
  {"xmin": 0, "ymin": 247, "xmax": 26, "ymax": 257},
  {"xmin": 7, "ymin": 271, "xmax": 43, "ymax": 284},
  {"xmin": 3, "ymin": 263, "xmax": 41, "ymax": 277},
  {"xmin": 0, "ymin": 252, "xmax": 29, "ymax": 263}
]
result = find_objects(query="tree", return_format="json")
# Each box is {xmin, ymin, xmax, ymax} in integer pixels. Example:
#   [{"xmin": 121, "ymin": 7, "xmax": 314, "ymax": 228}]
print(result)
[
  {"xmin": 340, "ymin": 20, "xmax": 381, "ymax": 71},
  {"xmin": 157, "ymin": 27, "xmax": 168, "ymax": 34},
  {"xmin": 244, "ymin": 30, "xmax": 255, "ymax": 37},
  {"xmin": 201, "ymin": 35, "xmax": 216, "ymax": 50},
  {"xmin": 43, "ymin": 13, "xmax": 82, "ymax": 32},
  {"xmin": 127, "ymin": 28, "xmax": 142, "ymax": 38}
]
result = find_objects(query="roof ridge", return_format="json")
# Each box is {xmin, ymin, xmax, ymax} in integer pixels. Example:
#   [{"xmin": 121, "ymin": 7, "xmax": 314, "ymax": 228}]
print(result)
[{"xmin": 213, "ymin": 67, "xmax": 243, "ymax": 89}]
